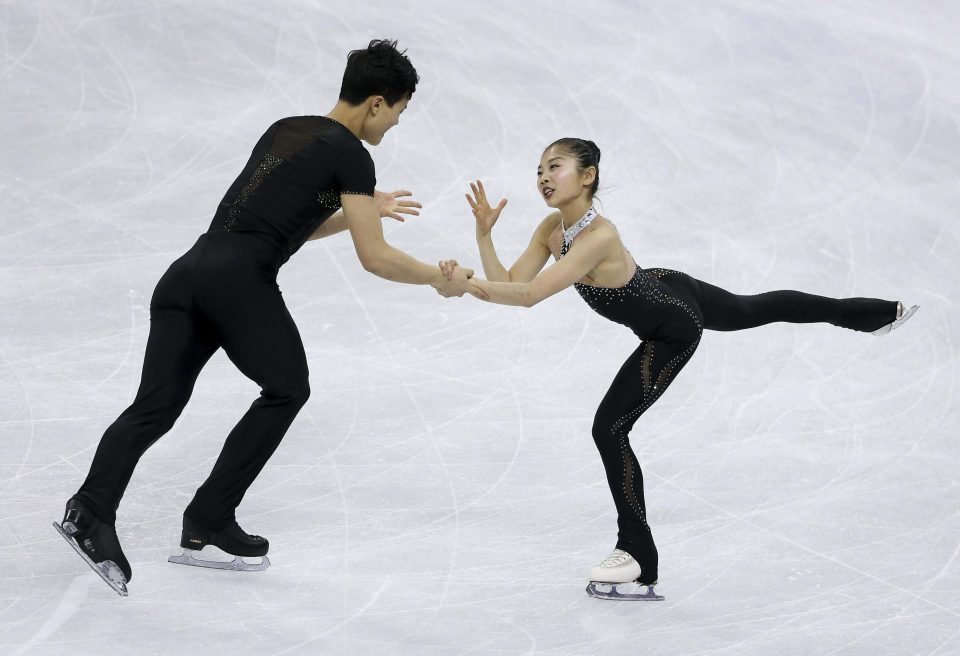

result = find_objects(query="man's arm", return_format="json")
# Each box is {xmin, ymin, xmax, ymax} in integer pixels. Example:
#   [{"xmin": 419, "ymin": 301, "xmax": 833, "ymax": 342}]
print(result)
[
  {"xmin": 308, "ymin": 189, "xmax": 423, "ymax": 241},
  {"xmin": 307, "ymin": 211, "xmax": 346, "ymax": 241},
  {"xmin": 341, "ymin": 194, "xmax": 472, "ymax": 293}
]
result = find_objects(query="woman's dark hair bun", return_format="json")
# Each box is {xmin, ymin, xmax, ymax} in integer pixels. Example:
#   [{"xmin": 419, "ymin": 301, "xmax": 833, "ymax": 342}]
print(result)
[{"xmin": 585, "ymin": 140, "xmax": 601, "ymax": 164}]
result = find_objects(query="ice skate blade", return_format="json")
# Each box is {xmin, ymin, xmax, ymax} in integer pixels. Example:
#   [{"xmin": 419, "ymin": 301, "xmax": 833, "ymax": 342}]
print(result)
[
  {"xmin": 586, "ymin": 581, "xmax": 663, "ymax": 601},
  {"xmin": 872, "ymin": 304, "xmax": 919, "ymax": 336},
  {"xmin": 52, "ymin": 521, "xmax": 129, "ymax": 597},
  {"xmin": 168, "ymin": 548, "xmax": 270, "ymax": 572}
]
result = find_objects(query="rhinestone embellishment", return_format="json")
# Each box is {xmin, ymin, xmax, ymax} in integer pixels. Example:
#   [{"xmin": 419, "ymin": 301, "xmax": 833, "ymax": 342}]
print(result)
[
  {"xmin": 316, "ymin": 188, "xmax": 340, "ymax": 210},
  {"xmin": 225, "ymin": 153, "xmax": 284, "ymax": 230},
  {"xmin": 555, "ymin": 215, "xmax": 704, "ymax": 535},
  {"xmin": 562, "ymin": 206, "xmax": 598, "ymax": 247}
]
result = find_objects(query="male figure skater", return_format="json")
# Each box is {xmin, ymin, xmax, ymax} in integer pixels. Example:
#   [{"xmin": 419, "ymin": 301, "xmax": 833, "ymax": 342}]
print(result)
[{"xmin": 54, "ymin": 39, "xmax": 471, "ymax": 595}]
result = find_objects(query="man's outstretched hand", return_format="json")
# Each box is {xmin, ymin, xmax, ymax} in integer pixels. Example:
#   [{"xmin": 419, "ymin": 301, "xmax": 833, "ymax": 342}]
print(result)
[{"xmin": 375, "ymin": 189, "xmax": 422, "ymax": 222}]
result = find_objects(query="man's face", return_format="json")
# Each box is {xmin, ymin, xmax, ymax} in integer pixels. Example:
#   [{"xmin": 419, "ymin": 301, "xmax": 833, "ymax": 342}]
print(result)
[{"xmin": 365, "ymin": 96, "xmax": 409, "ymax": 145}]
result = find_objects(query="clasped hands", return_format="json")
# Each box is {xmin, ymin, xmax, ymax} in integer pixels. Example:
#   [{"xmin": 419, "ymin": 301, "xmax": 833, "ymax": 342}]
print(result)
[{"xmin": 436, "ymin": 260, "xmax": 489, "ymax": 300}]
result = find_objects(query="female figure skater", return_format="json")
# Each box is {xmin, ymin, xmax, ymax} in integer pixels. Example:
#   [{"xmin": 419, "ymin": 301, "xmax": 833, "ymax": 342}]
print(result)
[
  {"xmin": 54, "ymin": 39, "xmax": 473, "ymax": 596},
  {"xmin": 451, "ymin": 138, "xmax": 917, "ymax": 600}
]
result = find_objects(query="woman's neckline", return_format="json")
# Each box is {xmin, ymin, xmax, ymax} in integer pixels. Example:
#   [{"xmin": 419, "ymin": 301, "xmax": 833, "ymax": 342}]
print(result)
[{"xmin": 561, "ymin": 206, "xmax": 598, "ymax": 247}]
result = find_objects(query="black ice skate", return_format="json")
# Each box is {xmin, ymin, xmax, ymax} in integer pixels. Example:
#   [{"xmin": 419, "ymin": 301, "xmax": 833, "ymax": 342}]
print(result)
[
  {"xmin": 167, "ymin": 516, "xmax": 270, "ymax": 572},
  {"xmin": 52, "ymin": 497, "xmax": 132, "ymax": 597},
  {"xmin": 585, "ymin": 549, "xmax": 664, "ymax": 601}
]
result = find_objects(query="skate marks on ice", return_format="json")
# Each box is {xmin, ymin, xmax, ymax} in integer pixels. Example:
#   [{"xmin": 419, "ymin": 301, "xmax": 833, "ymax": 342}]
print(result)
[
  {"xmin": 168, "ymin": 546, "xmax": 270, "ymax": 572},
  {"xmin": 11, "ymin": 575, "xmax": 94, "ymax": 656},
  {"xmin": 586, "ymin": 581, "xmax": 665, "ymax": 601},
  {"xmin": 51, "ymin": 521, "xmax": 129, "ymax": 597}
]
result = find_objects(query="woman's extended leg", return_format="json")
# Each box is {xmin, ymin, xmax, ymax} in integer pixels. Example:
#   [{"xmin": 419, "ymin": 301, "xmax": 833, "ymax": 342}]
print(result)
[{"xmin": 648, "ymin": 268, "xmax": 899, "ymax": 333}]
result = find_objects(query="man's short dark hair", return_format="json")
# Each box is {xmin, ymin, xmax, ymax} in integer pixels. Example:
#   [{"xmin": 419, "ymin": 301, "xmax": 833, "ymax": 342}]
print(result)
[{"xmin": 339, "ymin": 39, "xmax": 419, "ymax": 107}]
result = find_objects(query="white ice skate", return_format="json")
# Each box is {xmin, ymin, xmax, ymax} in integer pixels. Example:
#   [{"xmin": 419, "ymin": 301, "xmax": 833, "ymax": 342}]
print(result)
[
  {"xmin": 871, "ymin": 302, "xmax": 919, "ymax": 336},
  {"xmin": 585, "ymin": 549, "xmax": 663, "ymax": 601}
]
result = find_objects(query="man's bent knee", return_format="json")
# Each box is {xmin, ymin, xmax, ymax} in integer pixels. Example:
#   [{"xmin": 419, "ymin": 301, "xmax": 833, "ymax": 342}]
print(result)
[{"xmin": 262, "ymin": 379, "xmax": 310, "ymax": 407}]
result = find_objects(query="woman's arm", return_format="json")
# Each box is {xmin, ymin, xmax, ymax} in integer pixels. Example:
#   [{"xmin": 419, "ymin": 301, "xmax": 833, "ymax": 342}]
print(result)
[
  {"xmin": 467, "ymin": 227, "xmax": 617, "ymax": 307},
  {"xmin": 467, "ymin": 180, "xmax": 553, "ymax": 283},
  {"xmin": 476, "ymin": 222, "xmax": 553, "ymax": 283}
]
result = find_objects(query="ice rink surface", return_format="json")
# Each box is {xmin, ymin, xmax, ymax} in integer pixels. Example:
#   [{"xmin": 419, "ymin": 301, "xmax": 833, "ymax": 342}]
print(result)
[{"xmin": 1, "ymin": 1, "xmax": 958, "ymax": 654}]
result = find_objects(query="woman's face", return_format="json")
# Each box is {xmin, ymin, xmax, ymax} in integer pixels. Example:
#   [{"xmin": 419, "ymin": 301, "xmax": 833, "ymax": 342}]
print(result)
[{"xmin": 536, "ymin": 146, "xmax": 592, "ymax": 208}]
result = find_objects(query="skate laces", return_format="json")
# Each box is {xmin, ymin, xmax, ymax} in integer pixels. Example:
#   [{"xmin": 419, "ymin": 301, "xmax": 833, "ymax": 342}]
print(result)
[{"xmin": 600, "ymin": 549, "xmax": 633, "ymax": 568}]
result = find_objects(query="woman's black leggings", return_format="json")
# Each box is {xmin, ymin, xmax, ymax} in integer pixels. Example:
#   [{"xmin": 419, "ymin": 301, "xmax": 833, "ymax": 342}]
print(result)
[
  {"xmin": 75, "ymin": 232, "xmax": 310, "ymax": 530},
  {"xmin": 594, "ymin": 268, "xmax": 897, "ymax": 582}
]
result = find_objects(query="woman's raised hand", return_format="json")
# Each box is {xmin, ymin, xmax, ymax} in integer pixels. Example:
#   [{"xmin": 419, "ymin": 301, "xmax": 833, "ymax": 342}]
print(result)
[{"xmin": 465, "ymin": 180, "xmax": 507, "ymax": 236}]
